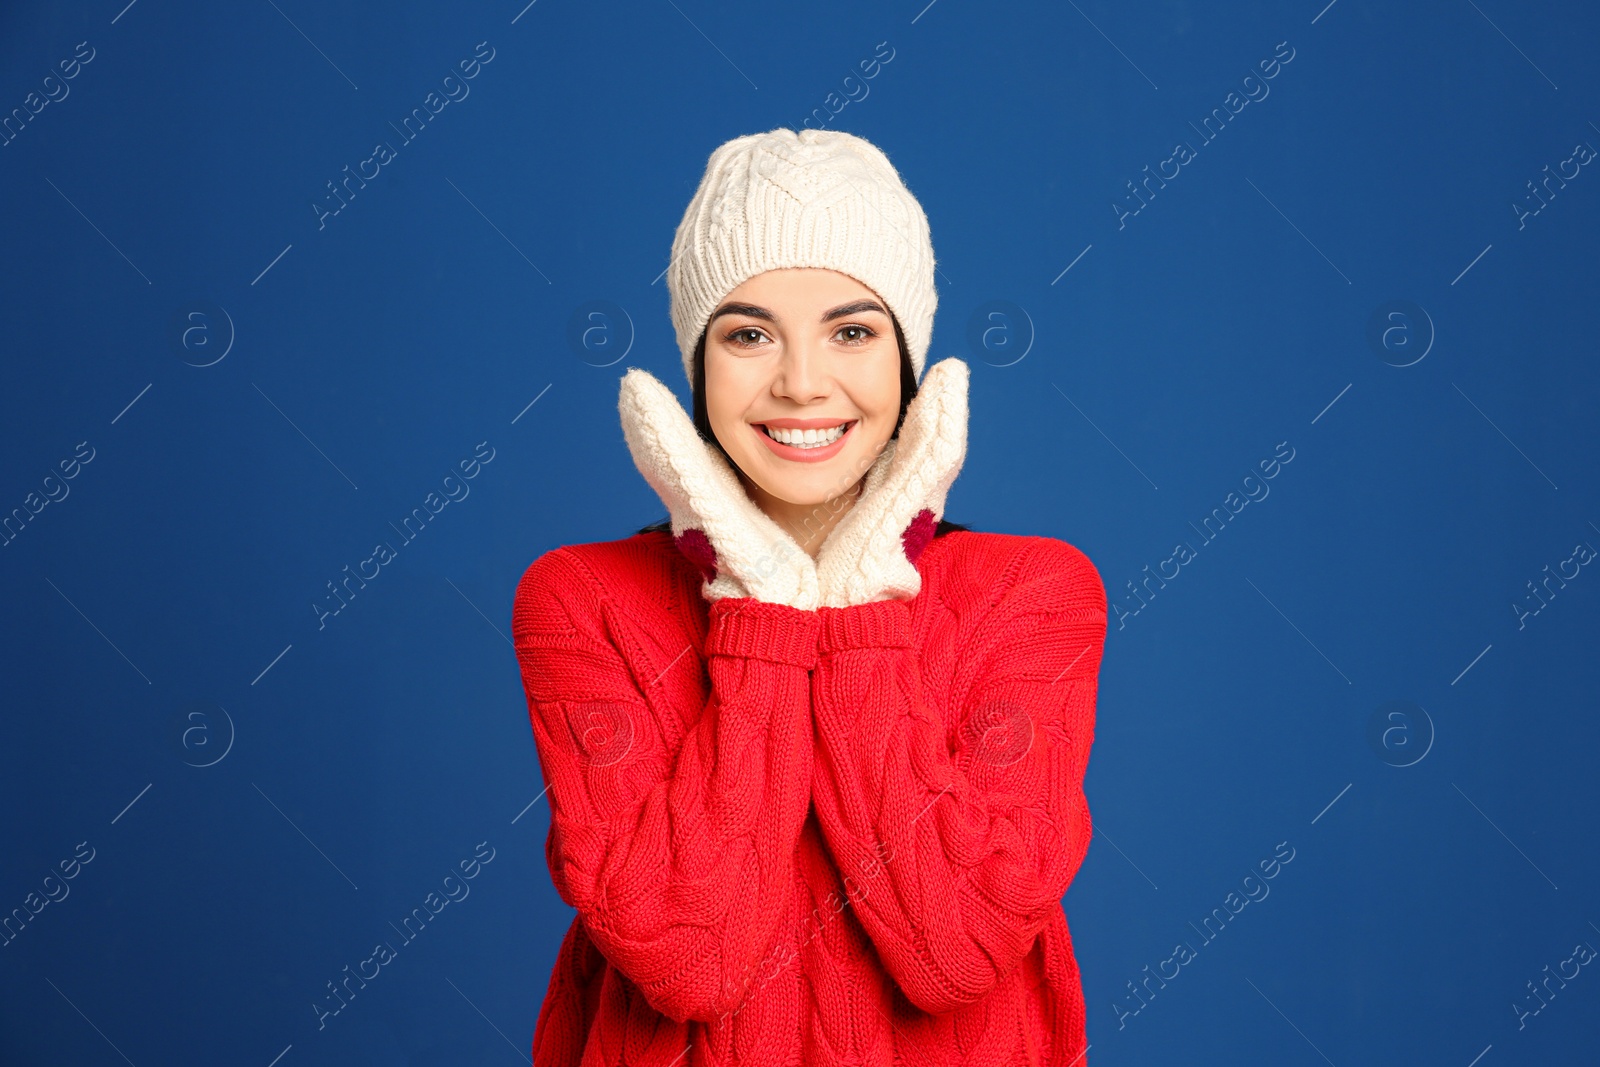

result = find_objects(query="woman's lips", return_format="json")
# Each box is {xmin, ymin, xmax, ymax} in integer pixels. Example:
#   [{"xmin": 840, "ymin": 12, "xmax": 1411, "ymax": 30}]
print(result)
[{"xmin": 754, "ymin": 421, "xmax": 855, "ymax": 463}]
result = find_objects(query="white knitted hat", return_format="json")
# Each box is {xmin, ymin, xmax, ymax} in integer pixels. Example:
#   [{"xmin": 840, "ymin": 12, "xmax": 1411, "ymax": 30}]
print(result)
[{"xmin": 666, "ymin": 127, "xmax": 937, "ymax": 386}]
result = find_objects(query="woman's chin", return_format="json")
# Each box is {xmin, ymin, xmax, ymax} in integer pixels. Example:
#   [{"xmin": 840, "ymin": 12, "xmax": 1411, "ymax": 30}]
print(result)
[{"xmin": 741, "ymin": 466, "xmax": 841, "ymax": 508}]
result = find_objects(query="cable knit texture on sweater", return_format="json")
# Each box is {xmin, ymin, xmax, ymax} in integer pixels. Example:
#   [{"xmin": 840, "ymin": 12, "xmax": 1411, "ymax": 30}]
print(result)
[{"xmin": 512, "ymin": 527, "xmax": 1107, "ymax": 1066}]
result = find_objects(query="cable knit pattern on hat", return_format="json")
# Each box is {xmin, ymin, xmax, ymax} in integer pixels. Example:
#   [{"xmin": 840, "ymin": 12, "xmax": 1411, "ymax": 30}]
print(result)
[
  {"xmin": 513, "ymin": 527, "xmax": 1108, "ymax": 1065},
  {"xmin": 667, "ymin": 127, "xmax": 939, "ymax": 386}
]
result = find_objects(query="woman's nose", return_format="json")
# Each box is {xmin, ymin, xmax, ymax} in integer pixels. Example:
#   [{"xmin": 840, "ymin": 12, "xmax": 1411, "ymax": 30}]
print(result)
[{"xmin": 774, "ymin": 341, "xmax": 828, "ymax": 401}]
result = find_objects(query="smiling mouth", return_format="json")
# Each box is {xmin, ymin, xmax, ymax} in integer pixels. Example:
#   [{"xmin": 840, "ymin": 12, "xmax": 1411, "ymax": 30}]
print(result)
[{"xmin": 757, "ymin": 421, "xmax": 856, "ymax": 449}]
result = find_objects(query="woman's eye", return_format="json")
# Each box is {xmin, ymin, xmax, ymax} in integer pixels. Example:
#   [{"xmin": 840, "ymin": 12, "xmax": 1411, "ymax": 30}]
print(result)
[{"xmin": 726, "ymin": 324, "xmax": 876, "ymax": 348}]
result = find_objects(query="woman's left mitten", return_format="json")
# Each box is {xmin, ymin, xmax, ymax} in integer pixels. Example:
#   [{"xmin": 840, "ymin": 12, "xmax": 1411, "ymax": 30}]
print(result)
[{"xmin": 815, "ymin": 357, "xmax": 969, "ymax": 606}]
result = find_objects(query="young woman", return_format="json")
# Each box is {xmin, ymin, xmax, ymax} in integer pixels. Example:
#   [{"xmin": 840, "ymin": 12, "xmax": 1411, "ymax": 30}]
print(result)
[{"xmin": 512, "ymin": 128, "xmax": 1108, "ymax": 1065}]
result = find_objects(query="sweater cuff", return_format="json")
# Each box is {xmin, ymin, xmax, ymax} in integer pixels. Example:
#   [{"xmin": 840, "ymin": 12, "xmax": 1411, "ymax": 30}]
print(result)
[
  {"xmin": 817, "ymin": 598, "xmax": 913, "ymax": 654},
  {"xmin": 705, "ymin": 597, "xmax": 820, "ymax": 668}
]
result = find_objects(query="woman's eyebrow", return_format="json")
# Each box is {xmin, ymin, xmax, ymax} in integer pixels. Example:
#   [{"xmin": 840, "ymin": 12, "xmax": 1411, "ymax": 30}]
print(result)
[
  {"xmin": 708, "ymin": 302, "xmax": 774, "ymax": 325},
  {"xmin": 819, "ymin": 300, "xmax": 889, "ymax": 322},
  {"xmin": 708, "ymin": 299, "xmax": 890, "ymax": 326}
]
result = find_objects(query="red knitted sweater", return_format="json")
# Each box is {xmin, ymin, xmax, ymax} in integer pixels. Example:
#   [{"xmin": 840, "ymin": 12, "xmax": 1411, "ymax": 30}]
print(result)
[{"xmin": 511, "ymin": 527, "xmax": 1107, "ymax": 1066}]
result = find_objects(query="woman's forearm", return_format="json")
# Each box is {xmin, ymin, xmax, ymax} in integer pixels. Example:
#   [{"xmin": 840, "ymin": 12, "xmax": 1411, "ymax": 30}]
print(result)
[
  {"xmin": 515, "ymin": 548, "xmax": 819, "ymax": 1025},
  {"xmin": 807, "ymin": 538, "xmax": 1107, "ymax": 1016}
]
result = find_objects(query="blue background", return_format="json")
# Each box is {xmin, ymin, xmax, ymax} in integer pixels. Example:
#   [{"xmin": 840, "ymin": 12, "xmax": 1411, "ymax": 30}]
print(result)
[{"xmin": 3, "ymin": 1, "xmax": 1596, "ymax": 1064}]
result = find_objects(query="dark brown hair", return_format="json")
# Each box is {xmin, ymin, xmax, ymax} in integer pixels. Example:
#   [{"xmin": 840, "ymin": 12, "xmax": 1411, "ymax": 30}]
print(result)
[{"xmin": 634, "ymin": 311, "xmax": 971, "ymax": 538}]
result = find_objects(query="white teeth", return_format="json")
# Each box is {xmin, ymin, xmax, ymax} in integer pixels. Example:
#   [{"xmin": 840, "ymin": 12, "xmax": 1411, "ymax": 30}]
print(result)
[{"xmin": 764, "ymin": 423, "xmax": 849, "ymax": 448}]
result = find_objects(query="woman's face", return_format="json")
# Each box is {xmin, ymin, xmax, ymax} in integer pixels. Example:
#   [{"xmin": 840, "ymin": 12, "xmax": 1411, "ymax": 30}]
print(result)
[{"xmin": 705, "ymin": 267, "xmax": 901, "ymax": 516}]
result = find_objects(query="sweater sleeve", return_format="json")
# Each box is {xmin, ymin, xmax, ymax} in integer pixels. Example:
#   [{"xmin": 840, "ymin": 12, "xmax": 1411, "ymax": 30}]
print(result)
[
  {"xmin": 806, "ymin": 537, "xmax": 1107, "ymax": 1016},
  {"xmin": 511, "ymin": 547, "xmax": 820, "ymax": 1026}
]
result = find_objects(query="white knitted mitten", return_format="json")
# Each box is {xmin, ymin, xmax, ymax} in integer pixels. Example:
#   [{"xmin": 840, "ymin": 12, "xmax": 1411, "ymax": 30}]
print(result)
[
  {"xmin": 618, "ymin": 367, "xmax": 821, "ymax": 609},
  {"xmin": 814, "ymin": 357, "xmax": 969, "ymax": 607}
]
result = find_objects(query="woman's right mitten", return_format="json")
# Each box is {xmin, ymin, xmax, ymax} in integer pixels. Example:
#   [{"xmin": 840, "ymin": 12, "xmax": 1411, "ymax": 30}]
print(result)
[{"xmin": 618, "ymin": 367, "xmax": 820, "ymax": 610}]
